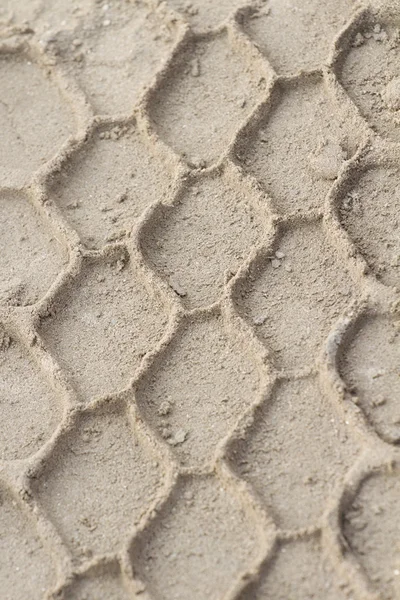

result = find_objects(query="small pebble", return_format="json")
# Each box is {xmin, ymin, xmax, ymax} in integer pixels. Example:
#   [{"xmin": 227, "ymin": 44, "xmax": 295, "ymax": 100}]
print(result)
[
  {"xmin": 309, "ymin": 142, "xmax": 346, "ymax": 180},
  {"xmin": 352, "ymin": 32, "xmax": 364, "ymax": 47},
  {"xmin": 253, "ymin": 315, "xmax": 267, "ymax": 326},
  {"xmin": 169, "ymin": 429, "xmax": 187, "ymax": 446},
  {"xmin": 157, "ymin": 401, "xmax": 171, "ymax": 416}
]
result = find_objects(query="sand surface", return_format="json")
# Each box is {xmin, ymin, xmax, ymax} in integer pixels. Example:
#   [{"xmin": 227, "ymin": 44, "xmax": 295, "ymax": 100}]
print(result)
[{"xmin": 0, "ymin": 0, "xmax": 400, "ymax": 598}]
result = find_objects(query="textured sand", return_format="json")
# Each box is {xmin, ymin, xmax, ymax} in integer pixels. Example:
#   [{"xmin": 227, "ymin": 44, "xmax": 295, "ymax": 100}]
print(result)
[{"xmin": 0, "ymin": 0, "xmax": 400, "ymax": 599}]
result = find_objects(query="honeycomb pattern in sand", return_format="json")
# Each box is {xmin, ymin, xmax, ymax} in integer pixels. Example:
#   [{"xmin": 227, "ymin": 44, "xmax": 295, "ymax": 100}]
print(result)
[{"xmin": 1, "ymin": 0, "xmax": 400, "ymax": 599}]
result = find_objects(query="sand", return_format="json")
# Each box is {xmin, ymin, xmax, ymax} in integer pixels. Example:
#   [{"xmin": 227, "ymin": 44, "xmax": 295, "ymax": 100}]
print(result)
[{"xmin": 0, "ymin": 0, "xmax": 400, "ymax": 598}]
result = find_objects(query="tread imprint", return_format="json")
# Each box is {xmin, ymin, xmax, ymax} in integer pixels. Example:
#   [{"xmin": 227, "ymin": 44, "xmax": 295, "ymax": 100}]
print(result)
[{"xmin": 0, "ymin": 0, "xmax": 398, "ymax": 599}]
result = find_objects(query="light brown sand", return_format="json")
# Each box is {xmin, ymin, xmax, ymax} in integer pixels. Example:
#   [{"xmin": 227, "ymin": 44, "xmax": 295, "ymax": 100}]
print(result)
[{"xmin": 0, "ymin": 0, "xmax": 400, "ymax": 599}]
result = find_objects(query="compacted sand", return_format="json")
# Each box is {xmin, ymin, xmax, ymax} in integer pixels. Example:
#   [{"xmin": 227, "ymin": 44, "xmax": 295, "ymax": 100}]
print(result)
[{"xmin": 0, "ymin": 0, "xmax": 400, "ymax": 598}]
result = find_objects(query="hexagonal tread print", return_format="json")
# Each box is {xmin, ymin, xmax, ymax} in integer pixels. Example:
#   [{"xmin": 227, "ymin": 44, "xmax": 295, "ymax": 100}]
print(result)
[
  {"xmin": 131, "ymin": 475, "xmax": 262, "ymax": 600},
  {"xmin": 234, "ymin": 74, "xmax": 360, "ymax": 216},
  {"xmin": 33, "ymin": 401, "xmax": 164, "ymax": 560},
  {"xmin": 0, "ymin": 484, "xmax": 55, "ymax": 600},
  {"xmin": 242, "ymin": 0, "xmax": 357, "ymax": 76},
  {"xmin": 39, "ymin": 253, "xmax": 168, "ymax": 401},
  {"xmin": 343, "ymin": 465, "xmax": 400, "ymax": 600},
  {"xmin": 239, "ymin": 536, "xmax": 352, "ymax": 600},
  {"xmin": 0, "ymin": 0, "xmax": 399, "ymax": 598},
  {"xmin": 50, "ymin": 121, "xmax": 175, "ymax": 249},
  {"xmin": 339, "ymin": 312, "xmax": 400, "ymax": 444},
  {"xmin": 139, "ymin": 165, "xmax": 269, "ymax": 309},
  {"xmin": 233, "ymin": 221, "xmax": 355, "ymax": 371},
  {"xmin": 0, "ymin": 50, "xmax": 75, "ymax": 187},
  {"xmin": 135, "ymin": 311, "xmax": 261, "ymax": 469},
  {"xmin": 0, "ymin": 190, "xmax": 67, "ymax": 306},
  {"xmin": 228, "ymin": 376, "xmax": 359, "ymax": 530},
  {"xmin": 339, "ymin": 7, "xmax": 400, "ymax": 142},
  {"xmin": 338, "ymin": 161, "xmax": 400, "ymax": 288},
  {"xmin": 56, "ymin": 0, "xmax": 181, "ymax": 116},
  {"xmin": 147, "ymin": 30, "xmax": 270, "ymax": 166},
  {"xmin": 0, "ymin": 327, "xmax": 63, "ymax": 461}
]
